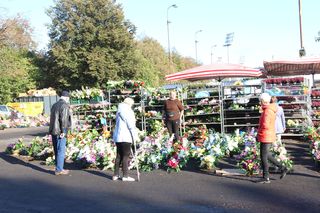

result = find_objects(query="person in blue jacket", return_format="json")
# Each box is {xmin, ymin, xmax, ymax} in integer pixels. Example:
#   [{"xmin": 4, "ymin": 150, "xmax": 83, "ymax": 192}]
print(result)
[
  {"xmin": 271, "ymin": 96, "xmax": 286, "ymax": 143},
  {"xmin": 112, "ymin": 97, "xmax": 138, "ymax": 181}
]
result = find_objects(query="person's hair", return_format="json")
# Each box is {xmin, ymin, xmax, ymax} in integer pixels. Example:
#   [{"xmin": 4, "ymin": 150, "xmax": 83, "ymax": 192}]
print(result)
[
  {"xmin": 123, "ymin": 97, "xmax": 134, "ymax": 106},
  {"xmin": 270, "ymin": 96, "xmax": 277, "ymax": 103},
  {"xmin": 260, "ymin": 93, "xmax": 271, "ymax": 104}
]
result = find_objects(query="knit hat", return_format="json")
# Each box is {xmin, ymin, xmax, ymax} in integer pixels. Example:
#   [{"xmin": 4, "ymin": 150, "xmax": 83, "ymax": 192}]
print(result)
[{"xmin": 260, "ymin": 93, "xmax": 271, "ymax": 103}]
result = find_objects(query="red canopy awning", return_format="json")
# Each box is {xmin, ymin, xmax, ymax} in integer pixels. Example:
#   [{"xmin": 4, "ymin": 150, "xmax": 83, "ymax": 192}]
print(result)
[
  {"xmin": 263, "ymin": 57, "xmax": 320, "ymax": 76},
  {"xmin": 165, "ymin": 63, "xmax": 263, "ymax": 82}
]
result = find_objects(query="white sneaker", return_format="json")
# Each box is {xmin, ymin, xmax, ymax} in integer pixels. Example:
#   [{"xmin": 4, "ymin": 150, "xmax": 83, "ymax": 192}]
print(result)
[
  {"xmin": 122, "ymin": 176, "xmax": 135, "ymax": 182},
  {"xmin": 112, "ymin": 176, "xmax": 120, "ymax": 181}
]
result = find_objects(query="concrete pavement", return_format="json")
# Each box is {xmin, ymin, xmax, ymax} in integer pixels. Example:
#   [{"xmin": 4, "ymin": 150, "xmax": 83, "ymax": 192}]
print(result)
[{"xmin": 0, "ymin": 128, "xmax": 319, "ymax": 213}]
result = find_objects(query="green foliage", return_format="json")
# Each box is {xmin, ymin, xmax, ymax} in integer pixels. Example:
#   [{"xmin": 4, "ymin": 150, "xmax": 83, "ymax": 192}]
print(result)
[
  {"xmin": 172, "ymin": 51, "xmax": 198, "ymax": 71},
  {"xmin": 134, "ymin": 37, "xmax": 198, "ymax": 87},
  {"xmin": 45, "ymin": 0, "xmax": 138, "ymax": 90},
  {"xmin": 0, "ymin": 47, "xmax": 36, "ymax": 104},
  {"xmin": 149, "ymin": 120, "xmax": 163, "ymax": 137}
]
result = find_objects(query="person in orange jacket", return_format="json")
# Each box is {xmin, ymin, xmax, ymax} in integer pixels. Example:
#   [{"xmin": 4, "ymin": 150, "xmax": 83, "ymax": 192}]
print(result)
[{"xmin": 257, "ymin": 93, "xmax": 289, "ymax": 184}]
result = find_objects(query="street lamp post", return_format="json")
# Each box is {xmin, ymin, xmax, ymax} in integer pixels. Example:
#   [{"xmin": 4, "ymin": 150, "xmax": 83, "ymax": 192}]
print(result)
[
  {"xmin": 167, "ymin": 4, "xmax": 178, "ymax": 62},
  {"xmin": 211, "ymin": 44, "xmax": 217, "ymax": 64},
  {"xmin": 194, "ymin": 30, "xmax": 202, "ymax": 63},
  {"xmin": 298, "ymin": 0, "xmax": 305, "ymax": 57}
]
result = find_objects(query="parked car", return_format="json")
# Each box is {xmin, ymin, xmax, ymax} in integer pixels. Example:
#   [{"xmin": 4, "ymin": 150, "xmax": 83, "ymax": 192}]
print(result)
[
  {"xmin": 0, "ymin": 105, "xmax": 13, "ymax": 118},
  {"xmin": 0, "ymin": 105, "xmax": 23, "ymax": 119}
]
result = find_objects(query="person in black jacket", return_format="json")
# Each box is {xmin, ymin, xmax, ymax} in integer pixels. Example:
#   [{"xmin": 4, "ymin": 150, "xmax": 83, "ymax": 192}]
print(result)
[{"xmin": 49, "ymin": 91, "xmax": 71, "ymax": 175}]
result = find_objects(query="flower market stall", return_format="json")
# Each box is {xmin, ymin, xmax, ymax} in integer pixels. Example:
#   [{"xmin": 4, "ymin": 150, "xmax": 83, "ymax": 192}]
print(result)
[
  {"xmin": 263, "ymin": 76, "xmax": 311, "ymax": 136},
  {"xmin": 4, "ymin": 73, "xmax": 302, "ymax": 177},
  {"xmin": 165, "ymin": 63, "xmax": 264, "ymax": 133}
]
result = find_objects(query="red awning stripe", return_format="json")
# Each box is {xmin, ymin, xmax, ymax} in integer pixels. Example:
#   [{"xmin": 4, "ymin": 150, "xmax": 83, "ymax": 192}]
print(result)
[
  {"xmin": 263, "ymin": 57, "xmax": 320, "ymax": 76},
  {"xmin": 166, "ymin": 69, "xmax": 259, "ymax": 78},
  {"xmin": 165, "ymin": 63, "xmax": 263, "ymax": 82},
  {"xmin": 166, "ymin": 70, "xmax": 262, "ymax": 81}
]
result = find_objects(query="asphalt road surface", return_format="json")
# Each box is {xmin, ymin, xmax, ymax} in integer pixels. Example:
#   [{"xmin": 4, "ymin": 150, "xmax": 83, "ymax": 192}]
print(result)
[{"xmin": 0, "ymin": 127, "xmax": 319, "ymax": 213}]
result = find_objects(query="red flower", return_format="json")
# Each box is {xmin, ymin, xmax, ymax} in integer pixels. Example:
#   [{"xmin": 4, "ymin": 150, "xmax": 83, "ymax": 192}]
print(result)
[{"xmin": 168, "ymin": 158, "xmax": 179, "ymax": 168}]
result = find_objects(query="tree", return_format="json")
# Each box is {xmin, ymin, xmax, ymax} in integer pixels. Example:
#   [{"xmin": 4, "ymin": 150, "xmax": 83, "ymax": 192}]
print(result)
[
  {"xmin": 0, "ymin": 16, "xmax": 35, "ymax": 50},
  {"xmin": 171, "ymin": 51, "xmax": 197, "ymax": 71},
  {"xmin": 0, "ymin": 47, "xmax": 36, "ymax": 104},
  {"xmin": 0, "ymin": 16, "xmax": 37, "ymax": 104},
  {"xmin": 46, "ymin": 0, "xmax": 137, "ymax": 90},
  {"xmin": 134, "ymin": 37, "xmax": 170, "ymax": 86},
  {"xmin": 134, "ymin": 37, "xmax": 198, "ymax": 87}
]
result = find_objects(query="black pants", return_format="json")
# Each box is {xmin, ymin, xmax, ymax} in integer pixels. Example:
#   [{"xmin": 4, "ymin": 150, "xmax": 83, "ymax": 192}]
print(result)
[
  {"xmin": 166, "ymin": 119, "xmax": 180, "ymax": 141},
  {"xmin": 114, "ymin": 142, "xmax": 131, "ymax": 177},
  {"xmin": 260, "ymin": 143, "xmax": 283, "ymax": 178}
]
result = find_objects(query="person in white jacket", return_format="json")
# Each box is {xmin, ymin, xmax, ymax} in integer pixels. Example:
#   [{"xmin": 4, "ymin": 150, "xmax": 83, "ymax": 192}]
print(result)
[{"xmin": 112, "ymin": 98, "xmax": 138, "ymax": 181}]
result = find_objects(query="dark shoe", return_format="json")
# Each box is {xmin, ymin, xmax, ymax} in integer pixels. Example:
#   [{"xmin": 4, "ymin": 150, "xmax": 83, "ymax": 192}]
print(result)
[
  {"xmin": 256, "ymin": 178, "xmax": 270, "ymax": 184},
  {"xmin": 280, "ymin": 168, "xmax": 289, "ymax": 179}
]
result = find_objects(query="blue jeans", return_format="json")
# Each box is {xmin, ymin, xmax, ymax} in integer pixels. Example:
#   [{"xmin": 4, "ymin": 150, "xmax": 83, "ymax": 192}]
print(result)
[{"xmin": 52, "ymin": 135, "xmax": 67, "ymax": 172}]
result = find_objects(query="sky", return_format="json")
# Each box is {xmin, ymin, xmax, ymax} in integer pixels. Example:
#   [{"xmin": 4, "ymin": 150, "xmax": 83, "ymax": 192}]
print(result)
[{"xmin": 1, "ymin": 0, "xmax": 320, "ymax": 68}]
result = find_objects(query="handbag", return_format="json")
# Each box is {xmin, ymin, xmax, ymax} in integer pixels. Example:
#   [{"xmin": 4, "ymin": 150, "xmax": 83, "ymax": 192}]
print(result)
[{"xmin": 166, "ymin": 111, "xmax": 176, "ymax": 118}]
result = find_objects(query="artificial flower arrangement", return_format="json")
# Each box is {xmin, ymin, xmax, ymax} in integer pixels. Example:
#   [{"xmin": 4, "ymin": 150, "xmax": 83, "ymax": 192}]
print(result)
[
  {"xmin": 5, "ymin": 125, "xmax": 295, "ymax": 175},
  {"xmin": 311, "ymin": 90, "xmax": 320, "ymax": 99},
  {"xmin": 235, "ymin": 128, "xmax": 294, "ymax": 176},
  {"xmin": 229, "ymin": 103, "xmax": 244, "ymax": 110},
  {"xmin": 148, "ymin": 120, "xmax": 163, "ymax": 137},
  {"xmin": 235, "ymin": 129, "xmax": 260, "ymax": 176},
  {"xmin": 270, "ymin": 139, "xmax": 293, "ymax": 170},
  {"xmin": 161, "ymin": 134, "xmax": 190, "ymax": 172},
  {"xmin": 197, "ymin": 98, "xmax": 218, "ymax": 105},
  {"xmin": 0, "ymin": 115, "xmax": 49, "ymax": 129},
  {"xmin": 185, "ymin": 105, "xmax": 219, "ymax": 116},
  {"xmin": 124, "ymin": 80, "xmax": 145, "ymax": 88},
  {"xmin": 265, "ymin": 77, "xmax": 304, "ymax": 85},
  {"xmin": 287, "ymin": 119, "xmax": 304, "ymax": 128},
  {"xmin": 6, "ymin": 136, "xmax": 53, "ymax": 161},
  {"xmin": 311, "ymin": 101, "xmax": 320, "ymax": 109},
  {"xmin": 5, "ymin": 139, "xmax": 27, "ymax": 156},
  {"xmin": 190, "ymin": 130, "xmax": 239, "ymax": 170},
  {"xmin": 312, "ymin": 121, "xmax": 320, "ymax": 128},
  {"xmin": 105, "ymin": 80, "xmax": 145, "ymax": 90},
  {"xmin": 129, "ymin": 130, "xmax": 163, "ymax": 172},
  {"xmin": 279, "ymin": 103, "xmax": 304, "ymax": 110},
  {"xmin": 304, "ymin": 127, "xmax": 320, "ymax": 164},
  {"xmin": 70, "ymin": 87, "xmax": 104, "ymax": 102},
  {"xmin": 65, "ymin": 129, "xmax": 116, "ymax": 170},
  {"xmin": 145, "ymin": 110, "xmax": 161, "ymax": 118}
]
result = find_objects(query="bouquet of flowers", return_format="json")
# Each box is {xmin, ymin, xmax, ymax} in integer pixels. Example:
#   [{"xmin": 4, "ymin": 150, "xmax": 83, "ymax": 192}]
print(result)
[
  {"xmin": 235, "ymin": 129, "xmax": 260, "ymax": 176},
  {"xmin": 5, "ymin": 139, "xmax": 27, "ymax": 156},
  {"xmin": 162, "ymin": 135, "xmax": 190, "ymax": 172},
  {"xmin": 27, "ymin": 136, "xmax": 53, "ymax": 160},
  {"xmin": 271, "ymin": 140, "xmax": 293, "ymax": 170},
  {"xmin": 129, "ymin": 134, "xmax": 164, "ymax": 172},
  {"xmin": 70, "ymin": 87, "xmax": 104, "ymax": 100},
  {"xmin": 305, "ymin": 127, "xmax": 320, "ymax": 163}
]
